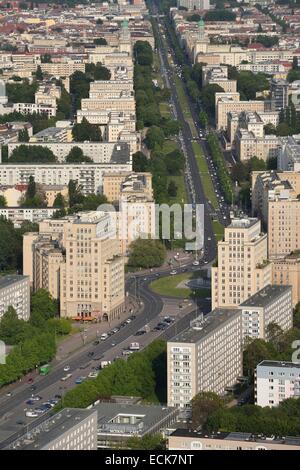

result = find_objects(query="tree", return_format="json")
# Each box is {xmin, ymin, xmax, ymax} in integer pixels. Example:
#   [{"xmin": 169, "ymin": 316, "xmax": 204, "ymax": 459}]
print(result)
[
  {"xmin": 94, "ymin": 38, "xmax": 107, "ymax": 46},
  {"xmin": 18, "ymin": 128, "xmax": 30, "ymax": 142},
  {"xmin": 132, "ymin": 151, "xmax": 148, "ymax": 172},
  {"xmin": 0, "ymin": 216, "xmax": 21, "ymax": 271},
  {"xmin": 294, "ymin": 302, "xmax": 300, "ymax": 329},
  {"xmin": 0, "ymin": 306, "xmax": 30, "ymax": 345},
  {"xmin": 128, "ymin": 239, "xmax": 167, "ymax": 268},
  {"xmin": 199, "ymin": 111, "xmax": 208, "ymax": 129},
  {"xmin": 201, "ymin": 84, "xmax": 224, "ymax": 116},
  {"xmin": 191, "ymin": 392, "xmax": 225, "ymax": 430},
  {"xmin": 41, "ymin": 54, "xmax": 52, "ymax": 63},
  {"xmin": 264, "ymin": 123, "xmax": 277, "ymax": 135},
  {"xmin": 125, "ymin": 434, "xmax": 166, "ymax": 450},
  {"xmin": 167, "ymin": 180, "xmax": 177, "ymax": 198},
  {"xmin": 96, "ymin": 19, "xmax": 103, "ymax": 25},
  {"xmin": 53, "ymin": 193, "xmax": 66, "ymax": 208},
  {"xmin": 35, "ymin": 65, "xmax": 43, "ymax": 81},
  {"xmin": 293, "ymin": 56, "xmax": 298, "ymax": 70},
  {"xmin": 66, "ymin": 146, "xmax": 92, "ymax": 163},
  {"xmin": 204, "ymin": 10, "xmax": 236, "ymax": 21},
  {"xmin": 31, "ymin": 289, "xmax": 58, "ymax": 321},
  {"xmin": 243, "ymin": 339, "xmax": 278, "ymax": 379},
  {"xmin": 0, "ymin": 195, "xmax": 7, "ymax": 207},
  {"xmin": 57, "ymin": 87, "xmax": 72, "ymax": 119},
  {"xmin": 93, "ymin": 64, "xmax": 111, "ymax": 81},
  {"xmin": 68, "ymin": 180, "xmax": 84, "ymax": 208},
  {"xmin": 134, "ymin": 41, "xmax": 153, "ymax": 67},
  {"xmin": 72, "ymin": 118, "xmax": 102, "ymax": 142},
  {"xmin": 257, "ymin": 23, "xmax": 263, "ymax": 33},
  {"xmin": 145, "ymin": 126, "xmax": 165, "ymax": 150},
  {"xmin": 26, "ymin": 175, "xmax": 36, "ymax": 200},
  {"xmin": 9, "ymin": 145, "xmax": 56, "ymax": 163}
]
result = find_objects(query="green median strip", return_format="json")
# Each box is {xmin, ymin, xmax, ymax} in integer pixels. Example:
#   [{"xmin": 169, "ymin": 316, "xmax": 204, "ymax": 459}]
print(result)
[
  {"xmin": 212, "ymin": 220, "xmax": 225, "ymax": 242},
  {"xmin": 192, "ymin": 141, "xmax": 219, "ymax": 210},
  {"xmin": 150, "ymin": 272, "xmax": 210, "ymax": 299}
]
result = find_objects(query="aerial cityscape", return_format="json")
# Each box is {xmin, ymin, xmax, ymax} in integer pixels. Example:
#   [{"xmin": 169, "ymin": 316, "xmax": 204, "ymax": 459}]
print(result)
[{"xmin": 0, "ymin": 0, "xmax": 300, "ymax": 454}]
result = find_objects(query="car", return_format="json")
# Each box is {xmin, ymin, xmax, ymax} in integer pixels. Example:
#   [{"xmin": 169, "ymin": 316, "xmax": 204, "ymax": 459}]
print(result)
[
  {"xmin": 126, "ymin": 318, "xmax": 132, "ymax": 324},
  {"xmin": 112, "ymin": 328, "xmax": 119, "ymax": 333},
  {"xmin": 75, "ymin": 376, "xmax": 86, "ymax": 384},
  {"xmin": 193, "ymin": 260, "xmax": 199, "ymax": 266},
  {"xmin": 111, "ymin": 342, "xmax": 116, "ymax": 347},
  {"xmin": 93, "ymin": 340, "xmax": 100, "ymax": 345},
  {"xmin": 54, "ymin": 394, "xmax": 62, "ymax": 400},
  {"xmin": 25, "ymin": 411, "xmax": 39, "ymax": 418},
  {"xmin": 27, "ymin": 378, "xmax": 34, "ymax": 384},
  {"xmin": 5, "ymin": 392, "xmax": 12, "ymax": 397},
  {"xmin": 61, "ymin": 373, "xmax": 72, "ymax": 381},
  {"xmin": 129, "ymin": 315, "xmax": 136, "ymax": 320},
  {"xmin": 207, "ymin": 237, "xmax": 211, "ymax": 241},
  {"xmin": 16, "ymin": 420, "xmax": 25, "ymax": 425},
  {"xmin": 204, "ymin": 260, "xmax": 208, "ymax": 264},
  {"xmin": 30, "ymin": 395, "xmax": 42, "ymax": 402},
  {"xmin": 170, "ymin": 270, "xmax": 177, "ymax": 275},
  {"xmin": 49, "ymin": 399, "xmax": 59, "ymax": 405},
  {"xmin": 63, "ymin": 365, "xmax": 71, "ymax": 372},
  {"xmin": 87, "ymin": 352, "xmax": 94, "ymax": 357},
  {"xmin": 26, "ymin": 399, "xmax": 37, "ymax": 406},
  {"xmin": 135, "ymin": 330, "xmax": 146, "ymax": 336},
  {"xmin": 88, "ymin": 371, "xmax": 98, "ymax": 379},
  {"xmin": 34, "ymin": 407, "xmax": 47, "ymax": 414},
  {"xmin": 41, "ymin": 403, "xmax": 52, "ymax": 410},
  {"xmin": 30, "ymin": 385, "xmax": 37, "ymax": 392}
]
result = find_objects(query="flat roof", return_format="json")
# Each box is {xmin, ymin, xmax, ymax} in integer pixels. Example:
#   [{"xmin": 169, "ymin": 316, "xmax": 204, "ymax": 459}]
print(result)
[
  {"xmin": 169, "ymin": 309, "xmax": 240, "ymax": 344},
  {"xmin": 240, "ymin": 285, "xmax": 291, "ymax": 309},
  {"xmin": 0, "ymin": 275, "xmax": 29, "ymax": 290},
  {"xmin": 257, "ymin": 360, "xmax": 300, "ymax": 370},
  {"xmin": 8, "ymin": 409, "xmax": 97, "ymax": 450},
  {"xmin": 95, "ymin": 402, "xmax": 177, "ymax": 437},
  {"xmin": 170, "ymin": 429, "xmax": 300, "ymax": 447}
]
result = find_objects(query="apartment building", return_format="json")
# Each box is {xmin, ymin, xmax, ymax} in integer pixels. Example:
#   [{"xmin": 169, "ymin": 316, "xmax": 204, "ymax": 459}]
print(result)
[
  {"xmin": 235, "ymin": 129, "xmax": 280, "ymax": 162},
  {"xmin": 0, "ymin": 275, "xmax": 30, "ymax": 321},
  {"xmin": 13, "ymin": 102, "xmax": 56, "ymax": 118},
  {"xmin": 168, "ymin": 429, "xmax": 300, "ymax": 451},
  {"xmin": 76, "ymin": 110, "xmax": 136, "ymax": 131},
  {"xmin": 255, "ymin": 361, "xmax": 300, "ymax": 407},
  {"xmin": 29, "ymin": 127, "xmax": 73, "ymax": 144},
  {"xmin": 103, "ymin": 171, "xmax": 153, "ymax": 202},
  {"xmin": 270, "ymin": 78, "xmax": 289, "ymax": 111},
  {"xmin": 268, "ymin": 197, "xmax": 300, "ymax": 259},
  {"xmin": 239, "ymin": 285, "xmax": 293, "ymax": 342},
  {"xmin": 88, "ymin": 80, "xmax": 134, "ymax": 99},
  {"xmin": 279, "ymin": 136, "xmax": 300, "ymax": 171},
  {"xmin": 24, "ymin": 212, "xmax": 125, "ymax": 321},
  {"xmin": 202, "ymin": 64, "xmax": 237, "ymax": 92},
  {"xmin": 272, "ymin": 252, "xmax": 300, "ymax": 307},
  {"xmin": 40, "ymin": 61, "xmax": 85, "ymax": 77},
  {"xmin": 7, "ymin": 409, "xmax": 98, "ymax": 450},
  {"xmin": 35, "ymin": 83, "xmax": 61, "ymax": 109},
  {"xmin": 0, "ymin": 207, "xmax": 57, "ymax": 227},
  {"xmin": 0, "ymin": 163, "xmax": 132, "ymax": 195},
  {"xmin": 228, "ymin": 110, "xmax": 279, "ymax": 147},
  {"xmin": 177, "ymin": 0, "xmax": 210, "ymax": 9},
  {"xmin": 215, "ymin": 92, "xmax": 265, "ymax": 130},
  {"xmin": 167, "ymin": 310, "xmax": 243, "ymax": 408},
  {"xmin": 7, "ymin": 141, "xmax": 131, "ymax": 163},
  {"xmin": 80, "ymin": 96, "xmax": 136, "ymax": 113},
  {"xmin": 211, "ymin": 217, "xmax": 272, "ymax": 309}
]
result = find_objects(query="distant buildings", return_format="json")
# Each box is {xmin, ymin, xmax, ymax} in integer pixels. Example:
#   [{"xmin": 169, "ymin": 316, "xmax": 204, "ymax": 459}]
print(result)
[
  {"xmin": 177, "ymin": 0, "xmax": 210, "ymax": 10},
  {"xmin": 278, "ymin": 136, "xmax": 300, "ymax": 171},
  {"xmin": 211, "ymin": 217, "xmax": 272, "ymax": 310},
  {"xmin": 0, "ymin": 275, "xmax": 30, "ymax": 321},
  {"xmin": 255, "ymin": 361, "xmax": 300, "ymax": 407},
  {"xmin": 215, "ymin": 92, "xmax": 265, "ymax": 131},
  {"xmin": 167, "ymin": 310, "xmax": 243, "ymax": 407},
  {"xmin": 270, "ymin": 78, "xmax": 289, "ymax": 112}
]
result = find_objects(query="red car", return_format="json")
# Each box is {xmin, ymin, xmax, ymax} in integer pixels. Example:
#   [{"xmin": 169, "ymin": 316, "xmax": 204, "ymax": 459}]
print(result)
[{"xmin": 27, "ymin": 378, "xmax": 34, "ymax": 384}]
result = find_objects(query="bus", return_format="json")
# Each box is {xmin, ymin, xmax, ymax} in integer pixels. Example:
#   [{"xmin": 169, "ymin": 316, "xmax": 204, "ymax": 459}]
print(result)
[{"xmin": 39, "ymin": 364, "xmax": 51, "ymax": 375}]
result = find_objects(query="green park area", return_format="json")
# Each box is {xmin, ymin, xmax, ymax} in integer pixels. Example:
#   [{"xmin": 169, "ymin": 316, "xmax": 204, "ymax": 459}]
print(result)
[
  {"xmin": 192, "ymin": 141, "xmax": 219, "ymax": 210},
  {"xmin": 212, "ymin": 220, "xmax": 225, "ymax": 242},
  {"xmin": 150, "ymin": 272, "xmax": 211, "ymax": 299}
]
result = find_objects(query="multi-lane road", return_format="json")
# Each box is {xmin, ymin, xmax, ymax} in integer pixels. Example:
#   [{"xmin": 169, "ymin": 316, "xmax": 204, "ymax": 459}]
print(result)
[{"xmin": 0, "ymin": 6, "xmax": 229, "ymax": 449}]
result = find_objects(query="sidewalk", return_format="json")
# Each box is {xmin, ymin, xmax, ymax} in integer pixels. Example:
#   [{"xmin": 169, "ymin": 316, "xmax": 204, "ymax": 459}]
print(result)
[{"xmin": 55, "ymin": 296, "xmax": 140, "ymax": 361}]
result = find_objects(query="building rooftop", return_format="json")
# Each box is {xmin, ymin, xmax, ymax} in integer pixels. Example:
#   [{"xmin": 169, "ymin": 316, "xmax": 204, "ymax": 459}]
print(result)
[
  {"xmin": 257, "ymin": 360, "xmax": 300, "ymax": 370},
  {"xmin": 95, "ymin": 401, "xmax": 178, "ymax": 438},
  {"xmin": 229, "ymin": 217, "xmax": 258, "ymax": 229},
  {"xmin": 0, "ymin": 275, "xmax": 29, "ymax": 290},
  {"xmin": 240, "ymin": 285, "xmax": 291, "ymax": 309},
  {"xmin": 169, "ymin": 309, "xmax": 240, "ymax": 344},
  {"xmin": 170, "ymin": 428, "xmax": 300, "ymax": 447},
  {"xmin": 7, "ymin": 409, "xmax": 97, "ymax": 450}
]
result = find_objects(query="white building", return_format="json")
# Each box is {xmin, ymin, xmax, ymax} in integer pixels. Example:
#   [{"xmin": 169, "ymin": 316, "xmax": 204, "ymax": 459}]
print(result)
[
  {"xmin": 0, "ymin": 207, "xmax": 58, "ymax": 227},
  {"xmin": 177, "ymin": 0, "xmax": 210, "ymax": 10},
  {"xmin": 0, "ymin": 162, "xmax": 132, "ymax": 195},
  {"xmin": 0, "ymin": 275, "xmax": 30, "ymax": 321},
  {"xmin": 239, "ymin": 285, "xmax": 293, "ymax": 342},
  {"xmin": 255, "ymin": 361, "xmax": 300, "ymax": 407},
  {"xmin": 167, "ymin": 310, "xmax": 243, "ymax": 408},
  {"xmin": 278, "ymin": 136, "xmax": 300, "ymax": 171}
]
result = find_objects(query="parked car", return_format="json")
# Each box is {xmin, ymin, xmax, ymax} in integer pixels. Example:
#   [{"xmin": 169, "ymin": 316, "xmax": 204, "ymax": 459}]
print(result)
[{"xmin": 63, "ymin": 365, "xmax": 71, "ymax": 372}]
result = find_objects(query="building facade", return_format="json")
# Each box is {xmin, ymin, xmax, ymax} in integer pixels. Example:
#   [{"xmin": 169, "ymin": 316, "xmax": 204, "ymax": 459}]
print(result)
[{"xmin": 0, "ymin": 275, "xmax": 30, "ymax": 321}]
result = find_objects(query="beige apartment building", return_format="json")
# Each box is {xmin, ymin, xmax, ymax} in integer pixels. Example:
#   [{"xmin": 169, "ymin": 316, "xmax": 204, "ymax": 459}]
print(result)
[
  {"xmin": 272, "ymin": 253, "xmax": 300, "ymax": 307},
  {"xmin": 41, "ymin": 62, "xmax": 85, "ymax": 77},
  {"xmin": 35, "ymin": 84, "xmax": 61, "ymax": 108},
  {"xmin": 167, "ymin": 310, "xmax": 243, "ymax": 408},
  {"xmin": 23, "ymin": 212, "xmax": 125, "ymax": 321},
  {"xmin": 211, "ymin": 217, "xmax": 272, "ymax": 310},
  {"xmin": 235, "ymin": 129, "xmax": 280, "ymax": 162},
  {"xmin": 268, "ymin": 198, "xmax": 300, "ymax": 259},
  {"xmin": 80, "ymin": 97, "xmax": 136, "ymax": 113},
  {"xmin": 216, "ymin": 92, "xmax": 265, "ymax": 130},
  {"xmin": 103, "ymin": 171, "xmax": 152, "ymax": 202}
]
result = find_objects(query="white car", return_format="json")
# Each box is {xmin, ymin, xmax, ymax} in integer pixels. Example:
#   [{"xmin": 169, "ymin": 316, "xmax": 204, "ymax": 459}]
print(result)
[
  {"xmin": 170, "ymin": 270, "xmax": 177, "ymax": 275},
  {"xmin": 88, "ymin": 371, "xmax": 98, "ymax": 379},
  {"xmin": 61, "ymin": 373, "xmax": 72, "ymax": 381},
  {"xmin": 193, "ymin": 260, "xmax": 199, "ymax": 266},
  {"xmin": 63, "ymin": 365, "xmax": 70, "ymax": 372},
  {"xmin": 26, "ymin": 410, "xmax": 39, "ymax": 418}
]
